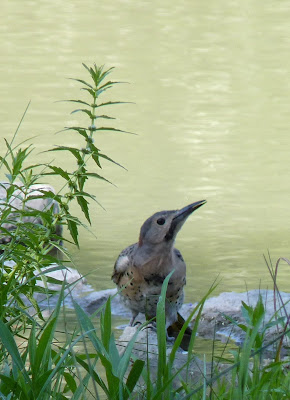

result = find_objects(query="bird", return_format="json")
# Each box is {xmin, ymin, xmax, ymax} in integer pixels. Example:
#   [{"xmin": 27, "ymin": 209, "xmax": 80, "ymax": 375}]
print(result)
[{"xmin": 112, "ymin": 200, "xmax": 206, "ymax": 343}]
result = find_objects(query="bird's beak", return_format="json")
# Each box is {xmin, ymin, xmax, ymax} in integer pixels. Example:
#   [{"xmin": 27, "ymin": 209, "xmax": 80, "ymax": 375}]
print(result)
[
  {"xmin": 175, "ymin": 200, "xmax": 207, "ymax": 221},
  {"xmin": 165, "ymin": 200, "xmax": 206, "ymax": 241}
]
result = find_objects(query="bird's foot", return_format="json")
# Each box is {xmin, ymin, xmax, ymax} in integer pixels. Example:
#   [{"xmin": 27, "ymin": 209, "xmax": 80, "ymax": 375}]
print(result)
[
  {"xmin": 166, "ymin": 332, "xmax": 175, "ymax": 343},
  {"xmin": 144, "ymin": 321, "xmax": 157, "ymax": 330},
  {"xmin": 129, "ymin": 313, "xmax": 139, "ymax": 326},
  {"xmin": 132, "ymin": 321, "xmax": 142, "ymax": 327},
  {"xmin": 142, "ymin": 322, "xmax": 176, "ymax": 343}
]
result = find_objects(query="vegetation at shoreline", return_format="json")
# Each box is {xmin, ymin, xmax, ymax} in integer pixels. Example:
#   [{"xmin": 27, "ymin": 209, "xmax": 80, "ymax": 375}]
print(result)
[{"xmin": 0, "ymin": 64, "xmax": 289, "ymax": 399}]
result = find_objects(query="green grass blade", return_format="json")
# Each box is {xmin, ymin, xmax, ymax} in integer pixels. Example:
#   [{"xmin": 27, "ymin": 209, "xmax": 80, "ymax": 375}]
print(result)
[
  {"xmin": 124, "ymin": 359, "xmax": 145, "ymax": 399},
  {"xmin": 118, "ymin": 323, "xmax": 145, "ymax": 380},
  {"xmin": 76, "ymin": 356, "xmax": 108, "ymax": 396},
  {"xmin": 0, "ymin": 320, "xmax": 30, "ymax": 383},
  {"xmin": 156, "ymin": 271, "xmax": 174, "ymax": 392}
]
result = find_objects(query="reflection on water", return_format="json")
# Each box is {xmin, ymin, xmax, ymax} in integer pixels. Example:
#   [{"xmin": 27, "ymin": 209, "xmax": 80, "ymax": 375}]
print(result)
[{"xmin": 1, "ymin": 0, "xmax": 290, "ymax": 309}]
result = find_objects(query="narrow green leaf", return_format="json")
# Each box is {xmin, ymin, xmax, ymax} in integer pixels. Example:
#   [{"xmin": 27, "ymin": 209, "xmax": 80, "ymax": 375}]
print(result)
[
  {"xmin": 0, "ymin": 155, "xmax": 12, "ymax": 173},
  {"xmin": 98, "ymin": 80, "xmax": 125, "ymax": 90},
  {"xmin": 25, "ymin": 292, "xmax": 44, "ymax": 321},
  {"xmin": 82, "ymin": 87, "xmax": 96, "ymax": 97},
  {"xmin": 98, "ymin": 353, "xmax": 120, "ymax": 398},
  {"xmin": 92, "ymin": 152, "xmax": 102, "ymax": 168},
  {"xmin": 71, "ymin": 109, "xmax": 94, "ymax": 119},
  {"xmin": 99, "ymin": 152, "xmax": 127, "ymax": 170},
  {"xmin": 26, "ymin": 190, "xmax": 63, "ymax": 207},
  {"xmin": 118, "ymin": 323, "xmax": 144, "ymax": 382},
  {"xmin": 96, "ymin": 114, "xmax": 115, "ymax": 120},
  {"xmin": 4, "ymin": 138, "xmax": 15, "ymax": 161},
  {"xmin": 125, "ymin": 359, "xmax": 145, "ymax": 398},
  {"xmin": 96, "ymin": 127, "xmax": 136, "ymax": 135},
  {"xmin": 28, "ymin": 323, "xmax": 36, "ymax": 378},
  {"xmin": 0, "ymin": 320, "xmax": 30, "ymax": 383},
  {"xmin": 48, "ymin": 146, "xmax": 83, "ymax": 163},
  {"xmin": 76, "ymin": 356, "xmax": 109, "ymax": 396},
  {"xmin": 96, "ymin": 101, "xmax": 133, "ymax": 108},
  {"xmin": 63, "ymin": 99, "xmax": 90, "ymax": 106},
  {"xmin": 76, "ymin": 195, "xmax": 90, "ymax": 224},
  {"xmin": 85, "ymin": 172, "xmax": 114, "ymax": 185},
  {"xmin": 72, "ymin": 301, "xmax": 103, "ymax": 353},
  {"xmin": 67, "ymin": 219, "xmax": 79, "ymax": 246},
  {"xmin": 0, "ymin": 374, "xmax": 24, "ymax": 398},
  {"xmin": 12, "ymin": 146, "xmax": 34, "ymax": 177},
  {"xmin": 63, "ymin": 372, "xmax": 77, "ymax": 393},
  {"xmin": 109, "ymin": 334, "xmax": 121, "ymax": 371},
  {"xmin": 102, "ymin": 297, "xmax": 112, "ymax": 351},
  {"xmin": 68, "ymin": 77, "xmax": 94, "ymax": 89},
  {"xmin": 45, "ymin": 165, "xmax": 71, "ymax": 181},
  {"xmin": 34, "ymin": 317, "xmax": 57, "ymax": 372},
  {"xmin": 156, "ymin": 271, "xmax": 174, "ymax": 389}
]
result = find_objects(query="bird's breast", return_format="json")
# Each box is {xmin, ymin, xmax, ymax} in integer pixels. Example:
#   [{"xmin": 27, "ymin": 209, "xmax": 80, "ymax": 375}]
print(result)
[{"xmin": 117, "ymin": 261, "xmax": 185, "ymax": 316}]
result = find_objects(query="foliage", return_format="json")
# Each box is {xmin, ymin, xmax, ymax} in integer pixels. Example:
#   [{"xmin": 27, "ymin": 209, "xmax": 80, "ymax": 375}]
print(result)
[{"xmin": 0, "ymin": 63, "xmax": 133, "ymax": 399}]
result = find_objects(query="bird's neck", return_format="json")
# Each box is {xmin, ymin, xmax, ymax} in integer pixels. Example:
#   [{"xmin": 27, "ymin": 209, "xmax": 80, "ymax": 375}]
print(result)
[{"xmin": 134, "ymin": 241, "xmax": 174, "ymax": 269}]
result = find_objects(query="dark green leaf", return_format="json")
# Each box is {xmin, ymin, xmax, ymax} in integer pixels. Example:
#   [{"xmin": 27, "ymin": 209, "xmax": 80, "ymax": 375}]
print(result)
[
  {"xmin": 82, "ymin": 88, "xmax": 96, "ymax": 97},
  {"xmin": 67, "ymin": 219, "xmax": 79, "ymax": 246},
  {"xmin": 0, "ymin": 155, "xmax": 12, "ymax": 173},
  {"xmin": 76, "ymin": 195, "xmax": 91, "ymax": 224},
  {"xmin": 125, "ymin": 359, "xmax": 145, "ymax": 397},
  {"xmin": 76, "ymin": 356, "xmax": 109, "ymax": 396},
  {"xmin": 63, "ymin": 99, "xmax": 90, "ymax": 106},
  {"xmin": 96, "ymin": 101, "xmax": 133, "ymax": 108},
  {"xmin": 45, "ymin": 165, "xmax": 71, "ymax": 181},
  {"xmin": 92, "ymin": 152, "xmax": 102, "ymax": 168},
  {"xmin": 68, "ymin": 78, "xmax": 94, "ymax": 89},
  {"xmin": 85, "ymin": 172, "xmax": 114, "ymax": 185},
  {"xmin": 96, "ymin": 127, "xmax": 136, "ymax": 135},
  {"xmin": 48, "ymin": 146, "xmax": 83, "ymax": 163},
  {"xmin": 99, "ymin": 152, "xmax": 127, "ymax": 170},
  {"xmin": 102, "ymin": 298, "xmax": 112, "ymax": 351},
  {"xmin": 0, "ymin": 320, "xmax": 30, "ymax": 382},
  {"xmin": 71, "ymin": 109, "xmax": 94, "ymax": 119},
  {"xmin": 35, "ymin": 317, "xmax": 57, "ymax": 372},
  {"xmin": 63, "ymin": 372, "xmax": 77, "ymax": 393},
  {"xmin": 97, "ymin": 81, "xmax": 127, "ymax": 96},
  {"xmin": 56, "ymin": 127, "xmax": 89, "ymax": 139},
  {"xmin": 95, "ymin": 114, "xmax": 115, "ymax": 120}
]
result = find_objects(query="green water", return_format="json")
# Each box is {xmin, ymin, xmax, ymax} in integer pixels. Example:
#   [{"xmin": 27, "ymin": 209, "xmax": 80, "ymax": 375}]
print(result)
[{"xmin": 1, "ymin": 0, "xmax": 290, "ymax": 307}]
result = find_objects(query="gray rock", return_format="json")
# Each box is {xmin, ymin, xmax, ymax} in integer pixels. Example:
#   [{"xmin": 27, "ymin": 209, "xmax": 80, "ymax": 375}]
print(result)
[
  {"xmin": 181, "ymin": 290, "xmax": 290, "ymax": 340},
  {"xmin": 0, "ymin": 182, "xmax": 62, "ymax": 240},
  {"xmin": 37, "ymin": 264, "xmax": 88, "ymax": 291},
  {"xmin": 117, "ymin": 325, "xmax": 227, "ymax": 387},
  {"xmin": 115, "ymin": 290, "xmax": 290, "ymax": 386},
  {"xmin": 79, "ymin": 288, "xmax": 131, "ymax": 316},
  {"xmin": 111, "ymin": 289, "xmax": 289, "ymax": 359},
  {"xmin": 25, "ymin": 264, "xmax": 93, "ymax": 310},
  {"xmin": 81, "ymin": 288, "xmax": 289, "ymax": 349}
]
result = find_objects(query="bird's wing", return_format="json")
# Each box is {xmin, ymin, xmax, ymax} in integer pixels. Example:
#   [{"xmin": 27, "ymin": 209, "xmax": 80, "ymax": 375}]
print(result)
[
  {"xmin": 173, "ymin": 248, "xmax": 184, "ymax": 262},
  {"xmin": 111, "ymin": 243, "xmax": 137, "ymax": 284}
]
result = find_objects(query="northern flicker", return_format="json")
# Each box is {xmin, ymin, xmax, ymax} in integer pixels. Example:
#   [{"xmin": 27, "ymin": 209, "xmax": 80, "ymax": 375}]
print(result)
[{"xmin": 112, "ymin": 200, "xmax": 206, "ymax": 340}]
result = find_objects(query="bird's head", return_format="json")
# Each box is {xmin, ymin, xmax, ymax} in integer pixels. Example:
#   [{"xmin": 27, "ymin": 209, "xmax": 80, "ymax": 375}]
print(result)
[{"xmin": 138, "ymin": 200, "xmax": 206, "ymax": 247}]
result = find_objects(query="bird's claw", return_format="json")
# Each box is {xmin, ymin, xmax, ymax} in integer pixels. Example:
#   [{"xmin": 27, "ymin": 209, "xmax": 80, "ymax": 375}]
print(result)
[
  {"xmin": 142, "ymin": 321, "xmax": 157, "ymax": 332},
  {"xmin": 132, "ymin": 321, "xmax": 142, "ymax": 327},
  {"xmin": 166, "ymin": 333, "xmax": 175, "ymax": 342}
]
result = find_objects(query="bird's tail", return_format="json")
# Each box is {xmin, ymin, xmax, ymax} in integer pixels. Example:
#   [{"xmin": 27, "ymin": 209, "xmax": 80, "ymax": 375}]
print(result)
[{"xmin": 167, "ymin": 312, "xmax": 193, "ymax": 351}]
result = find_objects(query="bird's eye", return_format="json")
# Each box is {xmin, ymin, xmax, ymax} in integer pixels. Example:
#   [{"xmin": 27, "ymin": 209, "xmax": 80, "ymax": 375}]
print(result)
[{"xmin": 157, "ymin": 218, "xmax": 165, "ymax": 225}]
